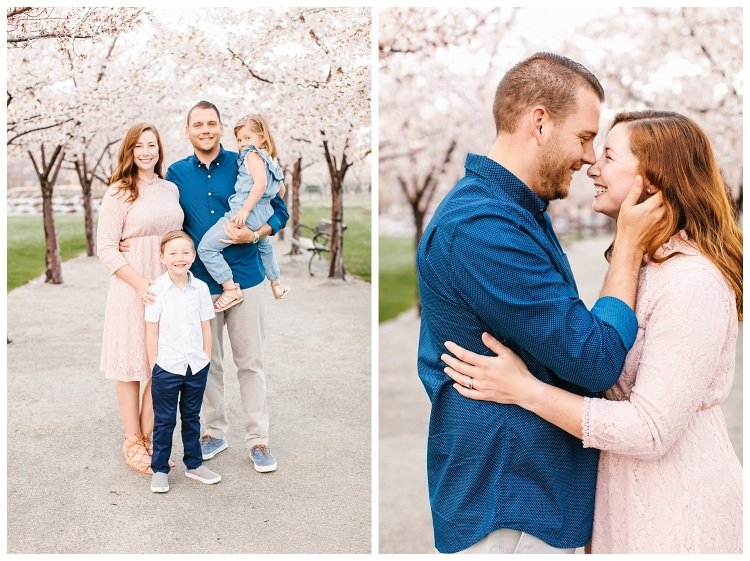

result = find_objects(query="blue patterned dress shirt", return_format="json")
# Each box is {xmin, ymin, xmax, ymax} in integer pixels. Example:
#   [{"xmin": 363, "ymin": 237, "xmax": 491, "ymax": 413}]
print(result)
[
  {"xmin": 166, "ymin": 145, "xmax": 289, "ymax": 294},
  {"xmin": 416, "ymin": 154, "xmax": 638, "ymax": 552}
]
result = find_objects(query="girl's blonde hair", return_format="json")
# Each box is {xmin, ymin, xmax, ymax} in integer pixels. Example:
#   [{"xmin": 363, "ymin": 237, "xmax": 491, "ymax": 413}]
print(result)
[
  {"xmin": 233, "ymin": 114, "xmax": 278, "ymax": 158},
  {"xmin": 606, "ymin": 110, "xmax": 743, "ymax": 319},
  {"xmin": 109, "ymin": 123, "xmax": 164, "ymax": 203}
]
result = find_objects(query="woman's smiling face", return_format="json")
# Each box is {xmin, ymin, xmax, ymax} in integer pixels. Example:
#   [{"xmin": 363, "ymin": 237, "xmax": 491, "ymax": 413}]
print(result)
[{"xmin": 587, "ymin": 123, "xmax": 642, "ymax": 219}]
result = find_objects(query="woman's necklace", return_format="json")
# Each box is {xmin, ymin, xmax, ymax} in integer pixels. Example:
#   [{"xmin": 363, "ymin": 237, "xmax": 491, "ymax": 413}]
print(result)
[{"xmin": 138, "ymin": 174, "xmax": 158, "ymax": 185}]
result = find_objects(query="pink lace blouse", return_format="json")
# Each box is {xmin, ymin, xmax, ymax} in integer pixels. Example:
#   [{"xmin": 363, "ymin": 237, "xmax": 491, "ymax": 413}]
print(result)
[{"xmin": 582, "ymin": 232, "xmax": 742, "ymax": 553}]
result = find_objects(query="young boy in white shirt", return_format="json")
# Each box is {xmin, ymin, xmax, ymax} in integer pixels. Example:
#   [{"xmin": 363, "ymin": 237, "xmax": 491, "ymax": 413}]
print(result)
[{"xmin": 145, "ymin": 230, "xmax": 221, "ymax": 492}]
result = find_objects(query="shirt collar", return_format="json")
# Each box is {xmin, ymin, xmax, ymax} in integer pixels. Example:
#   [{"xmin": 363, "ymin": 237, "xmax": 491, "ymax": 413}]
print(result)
[
  {"xmin": 465, "ymin": 153, "xmax": 548, "ymax": 215},
  {"xmin": 190, "ymin": 144, "xmax": 228, "ymax": 169},
  {"xmin": 160, "ymin": 270, "xmax": 199, "ymax": 290}
]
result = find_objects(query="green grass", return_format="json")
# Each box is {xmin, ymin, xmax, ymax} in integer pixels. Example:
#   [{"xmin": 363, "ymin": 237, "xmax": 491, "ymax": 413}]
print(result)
[
  {"xmin": 7, "ymin": 215, "xmax": 91, "ymax": 291},
  {"xmin": 8, "ymin": 201, "xmax": 372, "ymax": 290},
  {"xmin": 379, "ymin": 235, "xmax": 417, "ymax": 322},
  {"xmin": 296, "ymin": 203, "xmax": 372, "ymax": 282}
]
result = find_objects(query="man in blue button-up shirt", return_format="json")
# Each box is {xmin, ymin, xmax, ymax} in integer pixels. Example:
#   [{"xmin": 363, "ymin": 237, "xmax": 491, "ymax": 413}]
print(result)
[
  {"xmin": 166, "ymin": 101, "xmax": 288, "ymax": 473},
  {"xmin": 417, "ymin": 53, "xmax": 663, "ymax": 553}
]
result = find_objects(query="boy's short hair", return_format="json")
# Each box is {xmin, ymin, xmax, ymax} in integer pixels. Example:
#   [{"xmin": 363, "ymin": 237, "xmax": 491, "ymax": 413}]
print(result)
[{"xmin": 160, "ymin": 230, "xmax": 194, "ymax": 254}]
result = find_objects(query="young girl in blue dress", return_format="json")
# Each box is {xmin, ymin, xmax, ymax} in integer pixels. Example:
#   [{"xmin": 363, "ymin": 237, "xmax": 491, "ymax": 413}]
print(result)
[{"xmin": 198, "ymin": 114, "xmax": 290, "ymax": 311}]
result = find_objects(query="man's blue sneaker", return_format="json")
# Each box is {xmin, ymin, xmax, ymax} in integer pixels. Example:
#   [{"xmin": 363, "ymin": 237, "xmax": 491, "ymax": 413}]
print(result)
[
  {"xmin": 250, "ymin": 444, "xmax": 277, "ymax": 473},
  {"xmin": 200, "ymin": 435, "xmax": 228, "ymax": 460}
]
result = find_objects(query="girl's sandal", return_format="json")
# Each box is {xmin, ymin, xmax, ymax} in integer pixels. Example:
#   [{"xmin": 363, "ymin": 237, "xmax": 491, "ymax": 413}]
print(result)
[
  {"xmin": 142, "ymin": 435, "xmax": 174, "ymax": 469},
  {"xmin": 214, "ymin": 286, "xmax": 244, "ymax": 312},
  {"xmin": 123, "ymin": 435, "xmax": 153, "ymax": 475},
  {"xmin": 270, "ymin": 281, "xmax": 290, "ymax": 300}
]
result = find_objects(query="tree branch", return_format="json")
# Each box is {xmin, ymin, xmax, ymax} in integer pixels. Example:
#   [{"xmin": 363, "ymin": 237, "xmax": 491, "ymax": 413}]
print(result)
[
  {"xmin": 7, "ymin": 7, "xmax": 33, "ymax": 18},
  {"xmin": 8, "ymin": 32, "xmax": 99, "ymax": 44},
  {"xmin": 7, "ymin": 118, "xmax": 75, "ymax": 145},
  {"xmin": 227, "ymin": 45, "xmax": 274, "ymax": 83}
]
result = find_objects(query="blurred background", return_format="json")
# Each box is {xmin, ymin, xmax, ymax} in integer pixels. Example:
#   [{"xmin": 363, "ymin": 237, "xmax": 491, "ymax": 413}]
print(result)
[{"xmin": 378, "ymin": 6, "xmax": 743, "ymax": 553}]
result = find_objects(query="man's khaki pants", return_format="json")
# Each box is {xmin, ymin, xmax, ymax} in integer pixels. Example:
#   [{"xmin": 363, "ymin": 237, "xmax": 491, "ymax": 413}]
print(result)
[
  {"xmin": 201, "ymin": 284, "xmax": 268, "ymax": 450},
  {"xmin": 455, "ymin": 528, "xmax": 576, "ymax": 554}
]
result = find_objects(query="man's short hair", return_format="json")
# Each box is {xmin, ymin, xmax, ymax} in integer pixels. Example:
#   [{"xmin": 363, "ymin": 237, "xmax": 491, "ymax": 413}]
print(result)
[
  {"xmin": 186, "ymin": 100, "xmax": 222, "ymax": 126},
  {"xmin": 493, "ymin": 52, "xmax": 604, "ymax": 134}
]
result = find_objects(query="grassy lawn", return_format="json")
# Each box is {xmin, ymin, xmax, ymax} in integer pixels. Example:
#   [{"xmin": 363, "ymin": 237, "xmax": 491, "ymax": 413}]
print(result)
[
  {"xmin": 7, "ymin": 215, "xmax": 91, "ymax": 291},
  {"xmin": 379, "ymin": 235, "xmax": 417, "ymax": 322},
  {"xmin": 295, "ymin": 203, "xmax": 372, "ymax": 282}
]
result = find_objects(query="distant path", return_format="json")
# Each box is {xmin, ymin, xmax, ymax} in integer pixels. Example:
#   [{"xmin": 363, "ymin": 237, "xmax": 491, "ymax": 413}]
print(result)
[
  {"xmin": 7, "ymin": 237, "xmax": 371, "ymax": 554},
  {"xmin": 379, "ymin": 235, "xmax": 743, "ymax": 553}
]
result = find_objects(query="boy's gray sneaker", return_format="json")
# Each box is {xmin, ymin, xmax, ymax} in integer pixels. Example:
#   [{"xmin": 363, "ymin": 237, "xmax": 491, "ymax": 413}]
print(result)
[
  {"xmin": 250, "ymin": 444, "xmax": 278, "ymax": 473},
  {"xmin": 200, "ymin": 435, "xmax": 228, "ymax": 460},
  {"xmin": 185, "ymin": 465, "xmax": 221, "ymax": 484},
  {"xmin": 151, "ymin": 472, "xmax": 169, "ymax": 493}
]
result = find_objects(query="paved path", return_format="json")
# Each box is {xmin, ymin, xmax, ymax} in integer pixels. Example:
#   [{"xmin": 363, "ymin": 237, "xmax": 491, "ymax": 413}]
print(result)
[
  {"xmin": 379, "ymin": 235, "xmax": 743, "ymax": 553},
  {"xmin": 7, "ymin": 237, "xmax": 371, "ymax": 554}
]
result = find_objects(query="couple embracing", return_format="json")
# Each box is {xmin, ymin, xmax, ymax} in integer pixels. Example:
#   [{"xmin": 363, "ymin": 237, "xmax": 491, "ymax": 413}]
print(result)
[
  {"xmin": 417, "ymin": 53, "xmax": 742, "ymax": 554},
  {"xmin": 97, "ymin": 101, "xmax": 290, "ymax": 493}
]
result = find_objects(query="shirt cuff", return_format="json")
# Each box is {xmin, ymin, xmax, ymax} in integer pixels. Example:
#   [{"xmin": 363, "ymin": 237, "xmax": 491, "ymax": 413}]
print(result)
[
  {"xmin": 591, "ymin": 296, "xmax": 638, "ymax": 350},
  {"xmin": 267, "ymin": 214, "xmax": 282, "ymax": 235}
]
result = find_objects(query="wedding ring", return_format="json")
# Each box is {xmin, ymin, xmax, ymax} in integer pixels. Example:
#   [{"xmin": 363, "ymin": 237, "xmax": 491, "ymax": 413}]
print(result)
[{"xmin": 466, "ymin": 377, "xmax": 473, "ymax": 390}]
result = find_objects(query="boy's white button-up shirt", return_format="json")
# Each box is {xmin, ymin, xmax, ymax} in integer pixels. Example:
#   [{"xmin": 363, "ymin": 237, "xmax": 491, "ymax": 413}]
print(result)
[{"xmin": 145, "ymin": 271, "xmax": 215, "ymax": 375}]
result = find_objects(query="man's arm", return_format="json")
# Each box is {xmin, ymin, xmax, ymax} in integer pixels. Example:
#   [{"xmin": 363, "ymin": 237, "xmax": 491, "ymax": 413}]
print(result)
[
  {"xmin": 221, "ymin": 194, "xmax": 289, "ymax": 244},
  {"xmin": 449, "ymin": 212, "xmax": 633, "ymax": 393}
]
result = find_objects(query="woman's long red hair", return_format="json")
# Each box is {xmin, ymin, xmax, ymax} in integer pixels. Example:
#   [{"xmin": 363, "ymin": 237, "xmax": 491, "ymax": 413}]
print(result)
[
  {"xmin": 109, "ymin": 123, "xmax": 164, "ymax": 203},
  {"xmin": 607, "ymin": 111, "xmax": 742, "ymax": 319}
]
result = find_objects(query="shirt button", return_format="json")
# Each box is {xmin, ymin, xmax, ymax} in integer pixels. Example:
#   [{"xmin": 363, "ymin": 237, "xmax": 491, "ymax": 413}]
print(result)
[
  {"xmin": 208, "ymin": 175, "xmax": 211, "ymax": 179},
  {"xmin": 211, "ymin": 210, "xmax": 215, "ymax": 214},
  {"xmin": 208, "ymin": 192, "xmax": 212, "ymax": 196}
]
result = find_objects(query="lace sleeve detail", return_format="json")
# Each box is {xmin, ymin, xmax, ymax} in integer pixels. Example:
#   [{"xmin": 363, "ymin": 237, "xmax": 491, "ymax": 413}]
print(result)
[
  {"xmin": 96, "ymin": 186, "xmax": 129, "ymax": 274},
  {"xmin": 583, "ymin": 262, "xmax": 735, "ymax": 460},
  {"xmin": 582, "ymin": 396, "xmax": 593, "ymax": 447}
]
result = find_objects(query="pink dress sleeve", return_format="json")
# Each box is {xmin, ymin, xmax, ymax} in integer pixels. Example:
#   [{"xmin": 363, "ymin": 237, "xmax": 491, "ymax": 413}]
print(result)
[
  {"xmin": 96, "ymin": 185, "xmax": 129, "ymax": 274},
  {"xmin": 582, "ymin": 261, "xmax": 735, "ymax": 460}
]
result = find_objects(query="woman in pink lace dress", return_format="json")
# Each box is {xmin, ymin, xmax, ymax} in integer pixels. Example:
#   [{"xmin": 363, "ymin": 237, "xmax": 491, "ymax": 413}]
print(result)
[
  {"xmin": 97, "ymin": 123, "xmax": 184, "ymax": 474},
  {"xmin": 441, "ymin": 111, "xmax": 742, "ymax": 553}
]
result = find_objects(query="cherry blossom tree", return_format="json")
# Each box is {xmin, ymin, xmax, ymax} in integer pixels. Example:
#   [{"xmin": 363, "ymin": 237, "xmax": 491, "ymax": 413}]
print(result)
[
  {"xmin": 564, "ymin": 7, "xmax": 743, "ymax": 209},
  {"xmin": 379, "ymin": 7, "xmax": 742, "ymax": 237},
  {"xmin": 213, "ymin": 7, "xmax": 371, "ymax": 279},
  {"xmin": 8, "ymin": 7, "xmax": 372, "ymax": 284},
  {"xmin": 379, "ymin": 8, "xmax": 518, "ymax": 245},
  {"xmin": 7, "ymin": 7, "xmax": 147, "ymax": 281}
]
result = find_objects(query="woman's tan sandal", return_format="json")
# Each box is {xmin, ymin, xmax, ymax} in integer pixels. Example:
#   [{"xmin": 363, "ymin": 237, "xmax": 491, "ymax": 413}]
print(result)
[
  {"xmin": 214, "ymin": 285, "xmax": 244, "ymax": 312},
  {"xmin": 123, "ymin": 435, "xmax": 153, "ymax": 475},
  {"xmin": 270, "ymin": 281, "xmax": 289, "ymax": 300},
  {"xmin": 142, "ymin": 435, "xmax": 174, "ymax": 468}
]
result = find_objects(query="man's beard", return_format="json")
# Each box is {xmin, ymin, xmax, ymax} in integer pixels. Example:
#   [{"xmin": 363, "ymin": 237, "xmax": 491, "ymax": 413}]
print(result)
[{"xmin": 536, "ymin": 137, "xmax": 572, "ymax": 201}]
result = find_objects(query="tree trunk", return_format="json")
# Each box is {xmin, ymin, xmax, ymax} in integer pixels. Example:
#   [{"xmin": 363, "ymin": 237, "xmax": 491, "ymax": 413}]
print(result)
[
  {"xmin": 322, "ymin": 133, "xmax": 350, "ymax": 280},
  {"xmin": 40, "ymin": 183, "xmax": 62, "ymax": 283},
  {"xmin": 413, "ymin": 210, "xmax": 425, "ymax": 257},
  {"xmin": 29, "ymin": 144, "xmax": 66, "ymax": 284},
  {"xmin": 412, "ymin": 208, "xmax": 425, "ymax": 314},
  {"xmin": 397, "ymin": 140, "xmax": 457, "ymax": 315},
  {"xmin": 289, "ymin": 156, "xmax": 302, "ymax": 255},
  {"xmin": 329, "ymin": 171, "xmax": 345, "ymax": 279},
  {"xmin": 82, "ymin": 182, "xmax": 95, "ymax": 256},
  {"xmin": 74, "ymin": 156, "xmax": 95, "ymax": 256}
]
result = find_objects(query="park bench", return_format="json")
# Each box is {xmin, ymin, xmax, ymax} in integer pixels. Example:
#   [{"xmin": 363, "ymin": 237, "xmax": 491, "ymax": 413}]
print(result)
[{"xmin": 290, "ymin": 218, "xmax": 347, "ymax": 276}]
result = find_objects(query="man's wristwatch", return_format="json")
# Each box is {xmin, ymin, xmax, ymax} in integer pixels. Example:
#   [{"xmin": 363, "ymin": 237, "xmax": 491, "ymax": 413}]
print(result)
[{"xmin": 252, "ymin": 230, "xmax": 259, "ymax": 243}]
